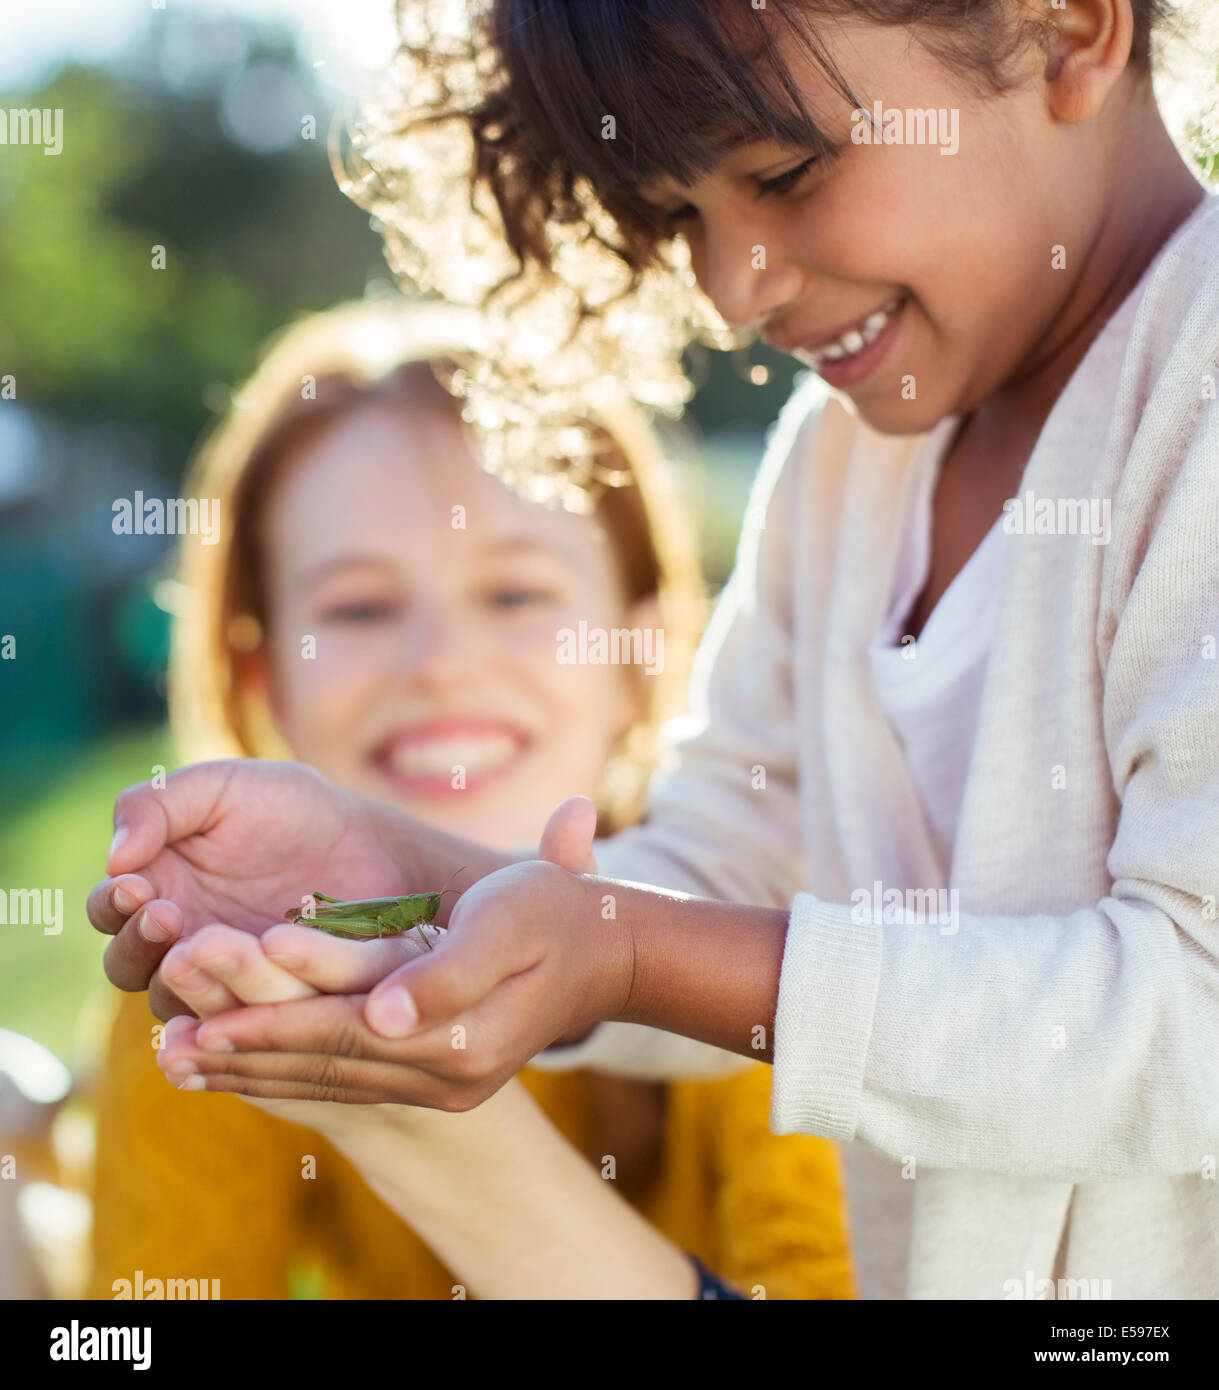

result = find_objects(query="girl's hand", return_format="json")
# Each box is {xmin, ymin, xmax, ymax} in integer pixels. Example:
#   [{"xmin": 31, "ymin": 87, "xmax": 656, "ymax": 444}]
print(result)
[
  {"xmin": 86, "ymin": 760, "xmax": 452, "ymax": 1020},
  {"xmin": 148, "ymin": 798, "xmax": 634, "ymax": 1110}
]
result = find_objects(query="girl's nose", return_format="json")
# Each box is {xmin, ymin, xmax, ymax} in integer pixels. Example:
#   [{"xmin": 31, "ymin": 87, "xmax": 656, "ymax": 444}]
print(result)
[{"xmin": 692, "ymin": 214, "xmax": 803, "ymax": 332}]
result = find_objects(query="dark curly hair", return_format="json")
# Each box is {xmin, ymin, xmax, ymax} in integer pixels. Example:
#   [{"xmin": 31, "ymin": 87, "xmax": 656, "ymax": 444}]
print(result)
[{"xmin": 338, "ymin": 0, "xmax": 1172, "ymax": 495}]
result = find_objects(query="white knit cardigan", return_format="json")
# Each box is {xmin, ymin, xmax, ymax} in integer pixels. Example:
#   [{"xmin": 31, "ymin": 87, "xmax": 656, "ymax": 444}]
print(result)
[{"xmin": 533, "ymin": 190, "xmax": 1219, "ymax": 1298}]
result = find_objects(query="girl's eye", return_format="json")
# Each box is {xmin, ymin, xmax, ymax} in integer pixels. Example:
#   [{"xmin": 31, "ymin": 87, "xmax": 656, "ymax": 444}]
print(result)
[
  {"xmin": 322, "ymin": 601, "xmax": 399, "ymax": 624},
  {"xmin": 663, "ymin": 202, "xmax": 699, "ymax": 231},
  {"xmin": 757, "ymin": 154, "xmax": 821, "ymax": 198}
]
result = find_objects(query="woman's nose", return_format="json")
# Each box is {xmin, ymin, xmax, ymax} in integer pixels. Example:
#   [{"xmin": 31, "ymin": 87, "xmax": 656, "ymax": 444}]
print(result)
[{"xmin": 397, "ymin": 605, "xmax": 476, "ymax": 685}]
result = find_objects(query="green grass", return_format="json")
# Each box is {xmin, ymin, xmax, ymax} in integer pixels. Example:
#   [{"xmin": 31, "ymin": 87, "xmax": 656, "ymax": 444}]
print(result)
[{"xmin": 0, "ymin": 727, "xmax": 175, "ymax": 1066}]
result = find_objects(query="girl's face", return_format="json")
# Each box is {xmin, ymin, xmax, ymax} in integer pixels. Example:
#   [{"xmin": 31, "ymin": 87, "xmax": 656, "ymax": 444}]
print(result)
[
  {"xmin": 644, "ymin": 18, "xmax": 1125, "ymax": 434},
  {"xmin": 254, "ymin": 399, "xmax": 652, "ymax": 851}
]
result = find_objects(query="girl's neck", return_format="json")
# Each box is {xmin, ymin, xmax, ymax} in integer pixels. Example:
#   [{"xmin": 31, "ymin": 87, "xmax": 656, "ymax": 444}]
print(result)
[{"xmin": 983, "ymin": 97, "xmax": 1206, "ymax": 444}]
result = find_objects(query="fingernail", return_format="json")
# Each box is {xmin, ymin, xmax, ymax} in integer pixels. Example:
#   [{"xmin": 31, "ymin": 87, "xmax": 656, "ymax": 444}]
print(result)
[
  {"xmin": 197, "ymin": 1032, "xmax": 234, "ymax": 1054},
  {"xmin": 113, "ymin": 885, "xmax": 139, "ymax": 915},
  {"xmin": 165, "ymin": 1061, "xmax": 197, "ymax": 1082},
  {"xmin": 202, "ymin": 954, "xmax": 237, "ymax": 975},
  {"xmin": 370, "ymin": 987, "xmax": 417, "ymax": 1038},
  {"xmin": 138, "ymin": 913, "xmax": 173, "ymax": 944},
  {"xmin": 108, "ymin": 826, "xmax": 129, "ymax": 863},
  {"xmin": 177, "ymin": 1075, "xmax": 206, "ymax": 1091}
]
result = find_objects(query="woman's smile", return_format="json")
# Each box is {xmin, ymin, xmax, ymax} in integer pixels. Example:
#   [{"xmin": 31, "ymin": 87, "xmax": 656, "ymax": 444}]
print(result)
[{"xmin": 369, "ymin": 717, "xmax": 531, "ymax": 798}]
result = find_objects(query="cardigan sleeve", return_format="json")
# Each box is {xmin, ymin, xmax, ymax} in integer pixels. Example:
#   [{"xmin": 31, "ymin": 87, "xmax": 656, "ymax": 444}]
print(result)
[
  {"xmin": 530, "ymin": 379, "xmax": 825, "ymax": 1080},
  {"xmin": 771, "ymin": 403, "xmax": 1219, "ymax": 1179}
]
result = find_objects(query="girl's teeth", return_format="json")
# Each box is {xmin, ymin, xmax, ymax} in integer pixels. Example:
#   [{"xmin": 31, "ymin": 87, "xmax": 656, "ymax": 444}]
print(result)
[{"xmin": 806, "ymin": 296, "xmax": 905, "ymax": 368}]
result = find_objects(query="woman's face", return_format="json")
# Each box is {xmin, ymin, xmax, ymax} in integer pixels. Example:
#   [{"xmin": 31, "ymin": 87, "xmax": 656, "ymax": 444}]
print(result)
[{"xmin": 255, "ymin": 398, "xmax": 652, "ymax": 851}]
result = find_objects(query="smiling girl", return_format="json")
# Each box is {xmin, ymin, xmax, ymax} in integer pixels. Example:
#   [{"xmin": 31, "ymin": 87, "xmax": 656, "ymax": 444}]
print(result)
[
  {"xmin": 92, "ymin": 0, "xmax": 1219, "ymax": 1299},
  {"xmin": 86, "ymin": 299, "xmax": 851, "ymax": 1300}
]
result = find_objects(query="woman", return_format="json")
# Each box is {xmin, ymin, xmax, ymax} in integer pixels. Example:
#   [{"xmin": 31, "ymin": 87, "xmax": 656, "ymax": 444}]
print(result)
[{"xmin": 87, "ymin": 298, "xmax": 852, "ymax": 1300}]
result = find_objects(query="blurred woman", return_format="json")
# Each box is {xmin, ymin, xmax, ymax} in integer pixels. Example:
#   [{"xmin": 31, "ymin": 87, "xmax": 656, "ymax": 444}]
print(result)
[{"xmin": 86, "ymin": 299, "xmax": 852, "ymax": 1300}]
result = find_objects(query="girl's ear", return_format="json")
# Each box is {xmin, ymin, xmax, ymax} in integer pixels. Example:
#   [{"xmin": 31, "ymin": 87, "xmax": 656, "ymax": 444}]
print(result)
[{"xmin": 1044, "ymin": 0, "xmax": 1134, "ymax": 124}]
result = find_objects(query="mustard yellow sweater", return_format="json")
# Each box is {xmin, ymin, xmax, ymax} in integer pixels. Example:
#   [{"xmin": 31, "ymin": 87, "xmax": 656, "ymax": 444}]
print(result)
[{"xmin": 88, "ymin": 992, "xmax": 854, "ymax": 1300}]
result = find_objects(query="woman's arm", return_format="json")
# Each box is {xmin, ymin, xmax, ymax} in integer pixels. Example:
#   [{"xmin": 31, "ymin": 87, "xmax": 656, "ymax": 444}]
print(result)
[
  {"xmin": 157, "ymin": 930, "xmax": 701, "ymax": 1300},
  {"xmin": 305, "ymin": 1085, "xmax": 700, "ymax": 1300}
]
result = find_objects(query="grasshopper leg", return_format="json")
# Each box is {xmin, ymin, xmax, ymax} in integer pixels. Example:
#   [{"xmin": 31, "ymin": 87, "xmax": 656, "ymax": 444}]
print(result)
[{"xmin": 413, "ymin": 922, "xmax": 434, "ymax": 951}]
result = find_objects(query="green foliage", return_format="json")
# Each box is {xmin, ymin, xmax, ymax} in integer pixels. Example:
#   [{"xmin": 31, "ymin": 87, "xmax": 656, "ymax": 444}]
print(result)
[
  {"xmin": 0, "ymin": 728, "xmax": 174, "ymax": 1064},
  {"xmin": 0, "ymin": 27, "xmax": 385, "ymax": 453}
]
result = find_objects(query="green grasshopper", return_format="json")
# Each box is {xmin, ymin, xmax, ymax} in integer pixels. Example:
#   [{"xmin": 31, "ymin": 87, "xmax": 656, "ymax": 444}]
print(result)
[{"xmin": 283, "ymin": 869, "xmax": 464, "ymax": 950}]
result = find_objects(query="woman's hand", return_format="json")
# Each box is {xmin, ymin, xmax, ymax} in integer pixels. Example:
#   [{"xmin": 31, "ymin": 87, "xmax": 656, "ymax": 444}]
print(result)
[{"xmin": 87, "ymin": 759, "xmax": 484, "ymax": 1020}]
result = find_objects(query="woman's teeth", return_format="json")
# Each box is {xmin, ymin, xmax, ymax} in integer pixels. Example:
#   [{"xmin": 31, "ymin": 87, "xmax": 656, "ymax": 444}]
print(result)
[
  {"xmin": 386, "ymin": 734, "xmax": 520, "ymax": 778},
  {"xmin": 800, "ymin": 297, "xmax": 904, "ymax": 367}
]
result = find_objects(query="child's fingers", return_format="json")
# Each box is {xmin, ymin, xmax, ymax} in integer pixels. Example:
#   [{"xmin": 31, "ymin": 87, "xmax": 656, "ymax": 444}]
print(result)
[
  {"xmin": 87, "ymin": 874, "xmax": 152, "ymax": 936},
  {"xmin": 148, "ymin": 972, "xmax": 194, "ymax": 1023},
  {"xmin": 363, "ymin": 923, "xmax": 521, "ymax": 1040},
  {"xmin": 162, "ymin": 939, "xmax": 241, "ymax": 1018},
  {"xmin": 162, "ymin": 1070, "xmax": 421, "ymax": 1107},
  {"xmin": 101, "ymin": 900, "xmax": 185, "ymax": 992},
  {"xmin": 187, "ymin": 925, "xmax": 319, "ymax": 1006},
  {"xmin": 260, "ymin": 924, "xmax": 425, "ymax": 994},
  {"xmin": 156, "ymin": 1027, "xmax": 458, "ymax": 1106},
  {"xmin": 185, "ymin": 993, "xmax": 445, "ymax": 1068},
  {"xmin": 537, "ymin": 795, "xmax": 598, "ymax": 873}
]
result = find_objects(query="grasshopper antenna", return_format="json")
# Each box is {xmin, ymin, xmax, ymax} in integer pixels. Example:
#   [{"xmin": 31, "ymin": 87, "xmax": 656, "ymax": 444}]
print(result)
[{"xmin": 437, "ymin": 866, "xmax": 466, "ymax": 899}]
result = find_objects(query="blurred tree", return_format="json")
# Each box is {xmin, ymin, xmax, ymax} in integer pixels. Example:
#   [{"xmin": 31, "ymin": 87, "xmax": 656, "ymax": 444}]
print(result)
[{"xmin": 0, "ymin": 12, "xmax": 386, "ymax": 465}]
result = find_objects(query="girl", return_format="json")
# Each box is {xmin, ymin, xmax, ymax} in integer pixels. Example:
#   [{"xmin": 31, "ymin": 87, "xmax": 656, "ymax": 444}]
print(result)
[
  {"xmin": 86, "ymin": 299, "xmax": 851, "ymax": 1300},
  {"xmin": 94, "ymin": 0, "xmax": 1219, "ymax": 1298}
]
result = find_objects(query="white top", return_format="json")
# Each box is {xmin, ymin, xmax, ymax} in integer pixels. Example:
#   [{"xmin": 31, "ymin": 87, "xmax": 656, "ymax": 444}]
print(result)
[
  {"xmin": 531, "ymin": 190, "xmax": 1219, "ymax": 1299},
  {"xmin": 849, "ymin": 448, "xmax": 1010, "ymax": 1298},
  {"xmin": 868, "ymin": 443, "xmax": 1010, "ymax": 873}
]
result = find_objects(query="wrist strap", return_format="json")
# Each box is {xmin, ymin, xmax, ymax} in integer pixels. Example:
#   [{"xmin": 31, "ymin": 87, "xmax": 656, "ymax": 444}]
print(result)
[{"xmin": 688, "ymin": 1254, "xmax": 746, "ymax": 1300}]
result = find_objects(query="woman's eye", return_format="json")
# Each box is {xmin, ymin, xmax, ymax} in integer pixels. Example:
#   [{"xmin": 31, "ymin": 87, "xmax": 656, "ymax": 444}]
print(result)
[
  {"xmin": 757, "ymin": 155, "xmax": 820, "ymax": 198},
  {"xmin": 321, "ymin": 601, "xmax": 399, "ymax": 624},
  {"xmin": 487, "ymin": 588, "xmax": 554, "ymax": 610}
]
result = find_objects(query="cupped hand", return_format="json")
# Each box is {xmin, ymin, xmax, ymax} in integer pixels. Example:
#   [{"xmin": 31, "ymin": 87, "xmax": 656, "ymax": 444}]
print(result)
[
  {"xmin": 87, "ymin": 760, "xmax": 415, "ymax": 1019},
  {"xmin": 146, "ymin": 795, "xmax": 626, "ymax": 1110},
  {"xmin": 156, "ymin": 919, "xmax": 430, "ymax": 1129}
]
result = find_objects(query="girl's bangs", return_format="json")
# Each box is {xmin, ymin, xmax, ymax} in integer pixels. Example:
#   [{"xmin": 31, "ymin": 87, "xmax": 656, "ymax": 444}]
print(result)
[{"xmin": 492, "ymin": 0, "xmax": 844, "ymax": 201}]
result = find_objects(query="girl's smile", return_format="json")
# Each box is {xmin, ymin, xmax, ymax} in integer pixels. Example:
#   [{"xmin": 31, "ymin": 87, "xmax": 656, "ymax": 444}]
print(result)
[{"xmin": 768, "ymin": 294, "xmax": 908, "ymax": 388}]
